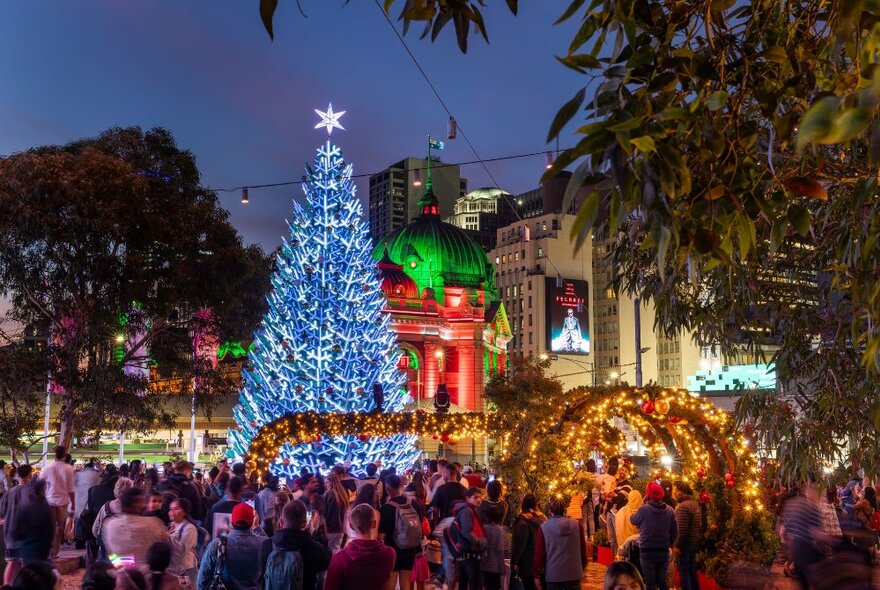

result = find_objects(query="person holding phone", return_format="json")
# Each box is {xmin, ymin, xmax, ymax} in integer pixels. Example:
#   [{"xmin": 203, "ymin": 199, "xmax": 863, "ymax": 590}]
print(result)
[{"xmin": 102, "ymin": 487, "xmax": 170, "ymax": 570}]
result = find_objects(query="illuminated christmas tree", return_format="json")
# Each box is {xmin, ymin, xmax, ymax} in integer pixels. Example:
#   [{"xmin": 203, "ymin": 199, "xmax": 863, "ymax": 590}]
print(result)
[{"xmin": 230, "ymin": 104, "xmax": 419, "ymax": 476}]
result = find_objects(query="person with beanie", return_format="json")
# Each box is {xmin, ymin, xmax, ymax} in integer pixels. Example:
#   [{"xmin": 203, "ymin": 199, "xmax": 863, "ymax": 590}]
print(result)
[
  {"xmin": 324, "ymin": 503, "xmax": 396, "ymax": 590},
  {"xmin": 630, "ymin": 483, "xmax": 678, "ymax": 590},
  {"xmin": 197, "ymin": 502, "xmax": 266, "ymax": 590}
]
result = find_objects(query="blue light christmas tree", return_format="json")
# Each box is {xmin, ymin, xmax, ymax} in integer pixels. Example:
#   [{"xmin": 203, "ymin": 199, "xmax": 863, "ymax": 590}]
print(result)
[{"xmin": 230, "ymin": 104, "xmax": 419, "ymax": 476}]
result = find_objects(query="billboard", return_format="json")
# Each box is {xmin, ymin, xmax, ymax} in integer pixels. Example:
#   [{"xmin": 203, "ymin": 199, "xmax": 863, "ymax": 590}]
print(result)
[{"xmin": 545, "ymin": 278, "xmax": 590, "ymax": 355}]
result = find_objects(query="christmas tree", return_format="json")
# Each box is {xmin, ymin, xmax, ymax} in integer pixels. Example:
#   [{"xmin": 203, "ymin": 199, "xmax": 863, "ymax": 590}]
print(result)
[{"xmin": 230, "ymin": 104, "xmax": 419, "ymax": 476}]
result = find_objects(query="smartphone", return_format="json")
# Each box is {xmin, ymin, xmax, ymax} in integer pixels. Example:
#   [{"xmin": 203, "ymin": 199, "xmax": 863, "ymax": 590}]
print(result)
[{"xmin": 108, "ymin": 553, "xmax": 136, "ymax": 568}]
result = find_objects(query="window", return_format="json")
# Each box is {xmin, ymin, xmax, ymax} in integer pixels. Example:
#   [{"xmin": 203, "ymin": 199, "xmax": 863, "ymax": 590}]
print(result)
[
  {"xmin": 528, "ymin": 296, "xmax": 532, "ymax": 308},
  {"xmin": 529, "ymin": 333, "xmax": 533, "ymax": 345},
  {"xmin": 513, "ymin": 285, "xmax": 518, "ymax": 297},
  {"xmin": 542, "ymin": 221, "xmax": 547, "ymax": 231},
  {"xmin": 537, "ymin": 247, "xmax": 545, "ymax": 258},
  {"xmin": 514, "ymin": 251, "xmax": 520, "ymax": 261},
  {"xmin": 502, "ymin": 255, "xmax": 507, "ymax": 264},
  {"xmin": 495, "ymin": 256, "xmax": 500, "ymax": 264},
  {"xmin": 528, "ymin": 315, "xmax": 533, "ymax": 327}
]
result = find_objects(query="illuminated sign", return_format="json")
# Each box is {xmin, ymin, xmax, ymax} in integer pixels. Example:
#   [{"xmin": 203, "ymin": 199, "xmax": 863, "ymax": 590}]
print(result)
[
  {"xmin": 545, "ymin": 277, "xmax": 590, "ymax": 355},
  {"xmin": 687, "ymin": 364, "xmax": 776, "ymax": 393}
]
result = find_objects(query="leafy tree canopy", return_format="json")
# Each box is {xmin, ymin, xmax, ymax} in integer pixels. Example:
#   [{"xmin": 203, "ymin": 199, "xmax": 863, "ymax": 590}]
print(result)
[{"xmin": 0, "ymin": 127, "xmax": 271, "ymax": 447}]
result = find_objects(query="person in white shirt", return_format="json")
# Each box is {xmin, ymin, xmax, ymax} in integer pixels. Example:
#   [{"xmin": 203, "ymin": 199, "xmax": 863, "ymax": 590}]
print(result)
[{"xmin": 40, "ymin": 445, "xmax": 75, "ymax": 557}]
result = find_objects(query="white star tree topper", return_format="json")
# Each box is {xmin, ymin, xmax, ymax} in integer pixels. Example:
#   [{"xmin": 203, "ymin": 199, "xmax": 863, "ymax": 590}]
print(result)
[{"xmin": 314, "ymin": 103, "xmax": 346, "ymax": 135}]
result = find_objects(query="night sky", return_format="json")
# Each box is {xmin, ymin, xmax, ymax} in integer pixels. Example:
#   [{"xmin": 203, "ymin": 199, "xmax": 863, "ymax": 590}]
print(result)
[{"xmin": 0, "ymin": 1, "xmax": 581, "ymax": 251}]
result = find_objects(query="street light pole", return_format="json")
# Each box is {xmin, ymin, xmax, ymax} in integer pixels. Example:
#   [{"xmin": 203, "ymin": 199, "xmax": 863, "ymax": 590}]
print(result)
[{"xmin": 635, "ymin": 297, "xmax": 643, "ymax": 387}]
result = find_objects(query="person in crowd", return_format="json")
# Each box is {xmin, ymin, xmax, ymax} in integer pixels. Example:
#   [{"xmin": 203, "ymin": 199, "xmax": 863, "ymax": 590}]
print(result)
[
  {"xmin": 75, "ymin": 459, "xmax": 100, "ymax": 520},
  {"xmin": 168, "ymin": 497, "xmax": 200, "ymax": 586},
  {"xmin": 116, "ymin": 567, "xmax": 148, "ymax": 590},
  {"xmin": 324, "ymin": 473, "xmax": 351, "ymax": 554},
  {"xmin": 408, "ymin": 470, "xmax": 428, "ymax": 507},
  {"xmin": 255, "ymin": 474, "xmax": 280, "ymax": 537},
  {"xmin": 584, "ymin": 459, "xmax": 599, "ymax": 539},
  {"xmin": 481, "ymin": 505, "xmax": 511, "ymax": 590},
  {"xmin": 461, "ymin": 466, "xmax": 483, "ymax": 489},
  {"xmin": 259, "ymin": 499, "xmax": 331, "ymax": 590},
  {"xmin": 0, "ymin": 464, "xmax": 37, "ymax": 585},
  {"xmin": 146, "ymin": 541, "xmax": 182, "ymax": 590},
  {"xmin": 839, "ymin": 469, "xmax": 863, "ymax": 519},
  {"xmin": 631, "ymin": 483, "xmax": 678, "ymax": 590},
  {"xmin": 606, "ymin": 466, "xmax": 632, "ymax": 558},
  {"xmin": 818, "ymin": 484, "xmax": 843, "ymax": 549},
  {"xmin": 535, "ymin": 495, "xmax": 587, "ymax": 590},
  {"xmin": 80, "ymin": 560, "xmax": 117, "ymax": 590},
  {"xmin": 426, "ymin": 459, "xmax": 447, "ymax": 502},
  {"xmin": 83, "ymin": 466, "xmax": 120, "ymax": 565},
  {"xmin": 357, "ymin": 463, "xmax": 380, "ymax": 491},
  {"xmin": 101, "ymin": 487, "xmax": 170, "ymax": 568},
  {"xmin": 614, "ymin": 489, "xmax": 643, "ymax": 552},
  {"xmin": 8, "ymin": 479, "xmax": 53, "ymax": 570},
  {"xmin": 378, "ymin": 474, "xmax": 423, "ymax": 590},
  {"xmin": 428, "ymin": 462, "xmax": 467, "ymax": 589},
  {"xmin": 449, "ymin": 487, "xmax": 487, "ymax": 590},
  {"xmin": 347, "ymin": 483, "xmax": 379, "ymax": 538},
  {"xmin": 324, "ymin": 503, "xmax": 396, "ymax": 590},
  {"xmin": 854, "ymin": 485, "xmax": 878, "ymax": 529},
  {"xmin": 204, "ymin": 476, "xmax": 244, "ymax": 538},
  {"xmin": 781, "ymin": 481, "xmax": 828, "ymax": 588},
  {"xmin": 671, "ymin": 481, "xmax": 701, "ymax": 590},
  {"xmin": 0, "ymin": 560, "xmax": 58, "ymax": 590},
  {"xmin": 402, "ymin": 481, "xmax": 431, "ymax": 590},
  {"xmin": 197, "ymin": 502, "xmax": 265, "ymax": 590},
  {"xmin": 0, "ymin": 460, "xmax": 13, "ymax": 496},
  {"xmin": 145, "ymin": 489, "xmax": 168, "ymax": 525},
  {"xmin": 330, "ymin": 464, "xmax": 357, "ymax": 496},
  {"xmin": 603, "ymin": 561, "xmax": 647, "ymax": 590},
  {"xmin": 129, "ymin": 460, "xmax": 145, "ymax": 490},
  {"xmin": 41, "ymin": 445, "xmax": 76, "ymax": 558},
  {"xmin": 511, "ymin": 494, "xmax": 546, "ymax": 590},
  {"xmin": 477, "ymin": 479, "xmax": 508, "ymax": 525},
  {"xmin": 92, "ymin": 477, "xmax": 134, "ymax": 547},
  {"xmin": 158, "ymin": 462, "xmax": 205, "ymax": 524}
]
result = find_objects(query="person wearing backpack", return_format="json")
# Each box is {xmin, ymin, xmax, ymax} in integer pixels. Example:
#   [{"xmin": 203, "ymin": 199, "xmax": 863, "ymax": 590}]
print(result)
[
  {"xmin": 445, "ymin": 487, "xmax": 487, "ymax": 590},
  {"xmin": 325, "ymin": 503, "xmax": 395, "ymax": 590},
  {"xmin": 259, "ymin": 499, "xmax": 331, "ymax": 590},
  {"xmin": 168, "ymin": 497, "xmax": 202, "ymax": 587},
  {"xmin": 197, "ymin": 502, "xmax": 264, "ymax": 590},
  {"xmin": 511, "ymin": 494, "xmax": 546, "ymax": 590},
  {"xmin": 378, "ymin": 474, "xmax": 423, "ymax": 590}
]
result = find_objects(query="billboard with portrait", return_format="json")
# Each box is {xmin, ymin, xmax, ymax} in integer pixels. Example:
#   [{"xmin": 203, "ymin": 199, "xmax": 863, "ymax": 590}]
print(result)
[{"xmin": 545, "ymin": 278, "xmax": 590, "ymax": 355}]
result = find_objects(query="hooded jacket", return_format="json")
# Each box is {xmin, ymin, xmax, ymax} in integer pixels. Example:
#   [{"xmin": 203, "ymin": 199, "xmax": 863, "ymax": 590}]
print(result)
[
  {"xmin": 615, "ymin": 490, "xmax": 643, "ymax": 547},
  {"xmin": 259, "ymin": 528, "xmax": 331, "ymax": 590},
  {"xmin": 630, "ymin": 500, "xmax": 677, "ymax": 551},
  {"xmin": 511, "ymin": 510, "xmax": 546, "ymax": 576},
  {"xmin": 324, "ymin": 538, "xmax": 396, "ymax": 590}
]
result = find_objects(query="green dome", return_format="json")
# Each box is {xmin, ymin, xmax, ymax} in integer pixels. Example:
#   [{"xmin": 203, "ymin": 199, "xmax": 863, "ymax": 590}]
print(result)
[{"xmin": 373, "ymin": 186, "xmax": 496, "ymax": 305}]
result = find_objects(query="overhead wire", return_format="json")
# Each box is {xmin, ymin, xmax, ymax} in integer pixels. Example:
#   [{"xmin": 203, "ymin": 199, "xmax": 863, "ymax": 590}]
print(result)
[
  {"xmin": 371, "ymin": 0, "xmax": 574, "ymax": 283},
  {"xmin": 210, "ymin": 148, "xmax": 567, "ymax": 193}
]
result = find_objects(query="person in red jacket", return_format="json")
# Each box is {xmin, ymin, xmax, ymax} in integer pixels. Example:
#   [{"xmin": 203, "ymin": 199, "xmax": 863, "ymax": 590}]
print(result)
[{"xmin": 324, "ymin": 503, "xmax": 396, "ymax": 590}]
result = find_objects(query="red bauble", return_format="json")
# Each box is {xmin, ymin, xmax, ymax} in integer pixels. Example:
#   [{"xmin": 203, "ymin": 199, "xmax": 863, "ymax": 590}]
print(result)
[
  {"xmin": 358, "ymin": 434, "xmax": 369, "ymax": 442},
  {"xmin": 356, "ymin": 387, "xmax": 365, "ymax": 394},
  {"xmin": 641, "ymin": 400, "xmax": 656, "ymax": 415},
  {"xmin": 326, "ymin": 387, "xmax": 334, "ymax": 394},
  {"xmin": 281, "ymin": 340, "xmax": 290, "ymax": 348},
  {"xmin": 699, "ymin": 490, "xmax": 711, "ymax": 503},
  {"xmin": 669, "ymin": 416, "xmax": 682, "ymax": 424},
  {"xmin": 725, "ymin": 478, "xmax": 736, "ymax": 488},
  {"xmin": 417, "ymin": 408, "xmax": 426, "ymax": 414},
  {"xmin": 709, "ymin": 523, "xmax": 719, "ymax": 531},
  {"xmin": 724, "ymin": 471, "xmax": 734, "ymax": 481},
  {"xmin": 696, "ymin": 468, "xmax": 706, "ymax": 479},
  {"xmin": 431, "ymin": 434, "xmax": 439, "ymax": 440},
  {"xmin": 282, "ymin": 458, "xmax": 290, "ymax": 466},
  {"xmin": 440, "ymin": 433, "xmax": 450, "ymax": 443},
  {"xmin": 295, "ymin": 385, "xmax": 303, "ymax": 393},
  {"xmin": 314, "ymin": 435, "xmax": 322, "ymax": 442}
]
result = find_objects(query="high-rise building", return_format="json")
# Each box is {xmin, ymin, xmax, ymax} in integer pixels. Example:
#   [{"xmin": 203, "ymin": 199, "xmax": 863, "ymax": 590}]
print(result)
[
  {"xmin": 368, "ymin": 157, "xmax": 467, "ymax": 245},
  {"xmin": 444, "ymin": 187, "xmax": 519, "ymax": 251}
]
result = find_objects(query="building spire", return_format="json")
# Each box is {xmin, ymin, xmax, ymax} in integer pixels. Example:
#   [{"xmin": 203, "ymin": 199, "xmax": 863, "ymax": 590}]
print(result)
[{"xmin": 419, "ymin": 135, "xmax": 444, "ymax": 217}]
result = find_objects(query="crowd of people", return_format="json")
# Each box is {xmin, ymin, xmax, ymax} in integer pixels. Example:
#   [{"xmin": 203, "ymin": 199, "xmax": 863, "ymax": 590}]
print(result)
[
  {"xmin": 4, "ymin": 446, "xmax": 879, "ymax": 590},
  {"xmin": 0, "ymin": 449, "xmax": 593, "ymax": 590}
]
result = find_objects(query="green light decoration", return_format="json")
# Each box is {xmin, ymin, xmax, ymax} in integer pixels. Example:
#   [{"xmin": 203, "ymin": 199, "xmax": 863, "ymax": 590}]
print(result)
[{"xmin": 218, "ymin": 341, "xmax": 249, "ymax": 360}]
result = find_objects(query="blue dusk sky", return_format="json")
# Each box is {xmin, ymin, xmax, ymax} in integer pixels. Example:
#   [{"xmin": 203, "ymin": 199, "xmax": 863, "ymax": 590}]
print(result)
[{"xmin": 0, "ymin": 1, "xmax": 582, "ymax": 251}]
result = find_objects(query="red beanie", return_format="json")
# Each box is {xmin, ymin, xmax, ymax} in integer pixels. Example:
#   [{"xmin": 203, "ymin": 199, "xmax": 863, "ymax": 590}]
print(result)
[
  {"xmin": 645, "ymin": 482, "xmax": 665, "ymax": 501},
  {"xmin": 231, "ymin": 502, "xmax": 256, "ymax": 526}
]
